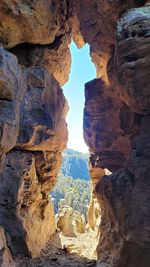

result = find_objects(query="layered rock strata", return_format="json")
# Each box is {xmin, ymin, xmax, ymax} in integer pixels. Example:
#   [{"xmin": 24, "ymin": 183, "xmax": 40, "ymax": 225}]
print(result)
[
  {"xmin": 0, "ymin": 48, "xmax": 68, "ymax": 257},
  {"xmin": 0, "ymin": 0, "xmax": 70, "ymax": 258},
  {"xmin": 83, "ymin": 2, "xmax": 150, "ymax": 267}
]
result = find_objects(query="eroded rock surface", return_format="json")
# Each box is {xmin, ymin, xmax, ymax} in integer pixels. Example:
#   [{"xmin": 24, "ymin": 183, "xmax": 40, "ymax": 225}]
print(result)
[
  {"xmin": 95, "ymin": 164, "xmax": 150, "ymax": 267},
  {"xmin": 0, "ymin": 48, "xmax": 24, "ymax": 168},
  {"xmin": 69, "ymin": 0, "xmax": 147, "ymax": 82},
  {"xmin": 83, "ymin": 2, "xmax": 150, "ymax": 267},
  {"xmin": 0, "ymin": 0, "xmax": 69, "ymax": 48},
  {"xmin": 0, "ymin": 227, "xmax": 15, "ymax": 267},
  {"xmin": 57, "ymin": 206, "xmax": 85, "ymax": 237},
  {"xmin": 88, "ymin": 193, "xmax": 101, "ymax": 236},
  {"xmin": 114, "ymin": 6, "xmax": 150, "ymax": 114},
  {"xmin": 0, "ymin": 49, "xmax": 68, "ymax": 257},
  {"xmin": 17, "ymin": 67, "xmax": 68, "ymax": 151},
  {"xmin": 10, "ymin": 34, "xmax": 71, "ymax": 86},
  {"xmin": 0, "ymin": 0, "xmax": 150, "ymax": 266},
  {"xmin": 0, "ymin": 150, "xmax": 57, "ymax": 256},
  {"xmin": 84, "ymin": 78, "xmax": 140, "ymax": 172}
]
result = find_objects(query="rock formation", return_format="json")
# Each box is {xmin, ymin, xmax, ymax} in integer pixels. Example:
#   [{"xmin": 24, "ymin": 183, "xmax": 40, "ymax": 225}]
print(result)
[
  {"xmin": 57, "ymin": 206, "xmax": 85, "ymax": 237},
  {"xmin": 88, "ymin": 193, "xmax": 101, "ymax": 236},
  {"xmin": 0, "ymin": 48, "xmax": 68, "ymax": 257},
  {"xmin": 56, "ymin": 190, "xmax": 89, "ymax": 223},
  {"xmin": 10, "ymin": 34, "xmax": 71, "ymax": 86},
  {"xmin": 0, "ymin": 0, "xmax": 150, "ymax": 266},
  {"xmin": 0, "ymin": 0, "xmax": 69, "ymax": 49},
  {"xmin": 83, "ymin": 1, "xmax": 150, "ymax": 267},
  {"xmin": 0, "ymin": 227, "xmax": 15, "ymax": 267}
]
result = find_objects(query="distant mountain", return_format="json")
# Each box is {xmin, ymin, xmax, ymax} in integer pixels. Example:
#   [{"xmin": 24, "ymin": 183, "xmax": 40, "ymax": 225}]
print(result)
[{"xmin": 61, "ymin": 148, "xmax": 90, "ymax": 180}]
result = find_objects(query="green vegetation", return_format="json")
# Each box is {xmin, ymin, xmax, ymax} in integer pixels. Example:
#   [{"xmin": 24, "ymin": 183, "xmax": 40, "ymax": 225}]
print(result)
[
  {"xmin": 51, "ymin": 149, "xmax": 91, "ymax": 221},
  {"xmin": 51, "ymin": 173, "xmax": 91, "ymax": 221},
  {"xmin": 61, "ymin": 148, "xmax": 90, "ymax": 180}
]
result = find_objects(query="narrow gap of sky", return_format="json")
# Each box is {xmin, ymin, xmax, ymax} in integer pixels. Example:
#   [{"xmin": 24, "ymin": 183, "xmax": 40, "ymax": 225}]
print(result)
[{"xmin": 63, "ymin": 41, "xmax": 96, "ymax": 153}]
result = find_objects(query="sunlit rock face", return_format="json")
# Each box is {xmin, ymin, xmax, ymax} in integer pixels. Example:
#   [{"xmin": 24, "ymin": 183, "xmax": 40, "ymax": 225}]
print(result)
[
  {"xmin": 57, "ymin": 206, "xmax": 85, "ymax": 237},
  {"xmin": 0, "ymin": 49, "xmax": 68, "ymax": 257},
  {"xmin": 0, "ymin": 0, "xmax": 70, "ymax": 257},
  {"xmin": 0, "ymin": 0, "xmax": 70, "ymax": 258},
  {"xmin": 88, "ymin": 192, "xmax": 101, "ymax": 236}
]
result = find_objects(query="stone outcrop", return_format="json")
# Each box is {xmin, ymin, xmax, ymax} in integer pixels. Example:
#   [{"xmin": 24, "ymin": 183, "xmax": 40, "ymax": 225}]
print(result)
[
  {"xmin": 95, "ymin": 165, "xmax": 150, "ymax": 267},
  {"xmin": 57, "ymin": 206, "xmax": 85, "ymax": 237},
  {"xmin": 88, "ymin": 193, "xmax": 101, "ymax": 236},
  {"xmin": 57, "ymin": 191, "xmax": 89, "ymax": 223}
]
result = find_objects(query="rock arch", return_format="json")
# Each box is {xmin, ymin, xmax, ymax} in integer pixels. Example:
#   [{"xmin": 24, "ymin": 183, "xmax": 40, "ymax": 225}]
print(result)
[{"xmin": 0, "ymin": 1, "xmax": 150, "ymax": 266}]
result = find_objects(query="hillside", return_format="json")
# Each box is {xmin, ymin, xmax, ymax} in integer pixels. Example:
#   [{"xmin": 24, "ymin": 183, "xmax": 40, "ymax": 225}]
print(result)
[
  {"xmin": 51, "ymin": 149, "xmax": 91, "ymax": 218},
  {"xmin": 61, "ymin": 148, "xmax": 90, "ymax": 180},
  {"xmin": 51, "ymin": 173, "xmax": 91, "ymax": 219}
]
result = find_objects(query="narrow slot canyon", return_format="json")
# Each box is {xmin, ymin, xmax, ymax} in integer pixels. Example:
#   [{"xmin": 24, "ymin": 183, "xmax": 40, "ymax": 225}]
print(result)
[
  {"xmin": 0, "ymin": 1, "xmax": 150, "ymax": 267},
  {"xmin": 49, "ymin": 41, "xmax": 99, "ymax": 263}
]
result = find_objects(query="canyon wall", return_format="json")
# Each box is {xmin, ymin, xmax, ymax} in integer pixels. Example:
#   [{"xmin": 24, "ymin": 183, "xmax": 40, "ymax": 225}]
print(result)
[
  {"xmin": 82, "ymin": 1, "xmax": 150, "ymax": 267},
  {"xmin": 0, "ymin": 0, "xmax": 70, "ymax": 258},
  {"xmin": 0, "ymin": 47, "xmax": 68, "ymax": 257},
  {"xmin": 0, "ymin": 0, "xmax": 150, "ymax": 266}
]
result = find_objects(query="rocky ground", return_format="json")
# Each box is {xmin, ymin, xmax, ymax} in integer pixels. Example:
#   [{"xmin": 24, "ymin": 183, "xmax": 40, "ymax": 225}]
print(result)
[
  {"xmin": 15, "ymin": 233, "xmax": 97, "ymax": 267},
  {"xmin": 60, "ymin": 231, "xmax": 98, "ymax": 260}
]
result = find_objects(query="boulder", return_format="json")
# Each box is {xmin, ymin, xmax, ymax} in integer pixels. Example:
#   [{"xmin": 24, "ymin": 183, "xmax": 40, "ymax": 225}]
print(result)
[{"xmin": 57, "ymin": 206, "xmax": 85, "ymax": 237}]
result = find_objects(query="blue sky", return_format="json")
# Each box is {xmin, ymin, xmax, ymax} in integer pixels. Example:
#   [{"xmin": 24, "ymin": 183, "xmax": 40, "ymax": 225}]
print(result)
[{"xmin": 63, "ymin": 41, "xmax": 96, "ymax": 153}]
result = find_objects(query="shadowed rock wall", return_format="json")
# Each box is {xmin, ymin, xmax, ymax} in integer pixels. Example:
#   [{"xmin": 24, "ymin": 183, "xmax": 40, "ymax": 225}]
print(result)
[{"xmin": 82, "ymin": 1, "xmax": 150, "ymax": 267}]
